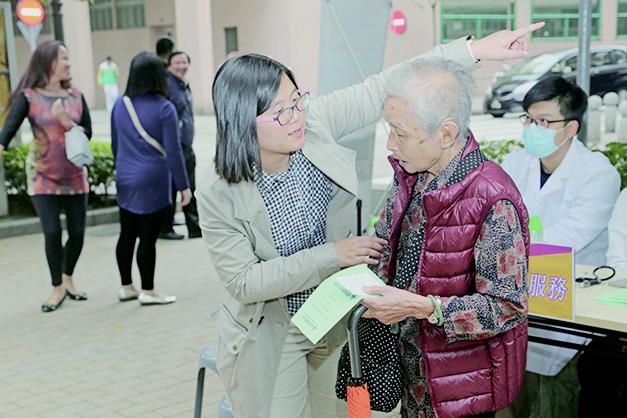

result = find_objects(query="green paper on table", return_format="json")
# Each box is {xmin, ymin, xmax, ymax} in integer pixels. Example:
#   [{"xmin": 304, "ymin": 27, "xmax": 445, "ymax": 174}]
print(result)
[
  {"xmin": 594, "ymin": 289, "xmax": 627, "ymax": 306},
  {"xmin": 291, "ymin": 264, "xmax": 384, "ymax": 344}
]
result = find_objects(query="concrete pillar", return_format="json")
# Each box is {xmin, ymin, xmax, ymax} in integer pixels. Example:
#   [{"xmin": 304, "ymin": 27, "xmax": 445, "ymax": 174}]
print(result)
[
  {"xmin": 603, "ymin": 92, "xmax": 619, "ymax": 133},
  {"xmin": 62, "ymin": 0, "xmax": 96, "ymax": 107},
  {"xmin": 601, "ymin": 0, "xmax": 617, "ymax": 42},
  {"xmin": 587, "ymin": 95, "xmax": 602, "ymax": 146},
  {"xmin": 515, "ymin": 0, "xmax": 532, "ymax": 28},
  {"xmin": 0, "ymin": 161, "xmax": 7, "ymax": 216},
  {"xmin": 618, "ymin": 102, "xmax": 627, "ymax": 143},
  {"xmin": 174, "ymin": 0, "xmax": 215, "ymax": 114}
]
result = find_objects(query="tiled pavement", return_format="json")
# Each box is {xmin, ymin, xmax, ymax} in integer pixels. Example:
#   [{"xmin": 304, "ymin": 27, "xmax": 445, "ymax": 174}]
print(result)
[{"xmin": 0, "ymin": 223, "xmax": 224, "ymax": 417}]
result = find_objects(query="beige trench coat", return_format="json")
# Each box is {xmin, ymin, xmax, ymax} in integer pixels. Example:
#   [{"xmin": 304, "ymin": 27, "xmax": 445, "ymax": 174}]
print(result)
[{"xmin": 196, "ymin": 37, "xmax": 478, "ymax": 418}]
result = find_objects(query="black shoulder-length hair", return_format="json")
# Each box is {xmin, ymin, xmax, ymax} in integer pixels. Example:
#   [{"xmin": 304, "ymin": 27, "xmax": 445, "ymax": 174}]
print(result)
[
  {"xmin": 212, "ymin": 54, "xmax": 298, "ymax": 184},
  {"xmin": 124, "ymin": 52, "xmax": 168, "ymax": 97}
]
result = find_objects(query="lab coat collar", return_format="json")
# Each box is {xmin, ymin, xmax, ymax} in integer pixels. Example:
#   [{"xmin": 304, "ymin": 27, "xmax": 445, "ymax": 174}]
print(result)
[{"xmin": 536, "ymin": 136, "xmax": 582, "ymax": 197}]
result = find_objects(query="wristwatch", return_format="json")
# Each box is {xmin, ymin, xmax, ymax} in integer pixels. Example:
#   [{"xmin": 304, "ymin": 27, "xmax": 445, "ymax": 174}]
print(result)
[
  {"xmin": 427, "ymin": 295, "xmax": 442, "ymax": 324},
  {"xmin": 465, "ymin": 35, "xmax": 481, "ymax": 63}
]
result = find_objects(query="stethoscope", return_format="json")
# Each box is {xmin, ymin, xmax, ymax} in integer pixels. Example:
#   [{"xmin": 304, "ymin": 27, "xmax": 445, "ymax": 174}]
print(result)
[{"xmin": 575, "ymin": 265, "xmax": 616, "ymax": 288}]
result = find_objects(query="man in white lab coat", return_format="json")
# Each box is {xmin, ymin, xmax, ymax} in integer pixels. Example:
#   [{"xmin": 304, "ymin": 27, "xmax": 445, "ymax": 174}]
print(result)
[
  {"xmin": 576, "ymin": 189, "xmax": 627, "ymax": 417},
  {"xmin": 502, "ymin": 75, "xmax": 620, "ymax": 417}
]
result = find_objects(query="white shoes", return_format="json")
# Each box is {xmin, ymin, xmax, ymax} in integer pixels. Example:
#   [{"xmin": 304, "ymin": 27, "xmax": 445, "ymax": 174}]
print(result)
[
  {"xmin": 117, "ymin": 287, "xmax": 139, "ymax": 301},
  {"xmin": 138, "ymin": 291, "xmax": 176, "ymax": 305}
]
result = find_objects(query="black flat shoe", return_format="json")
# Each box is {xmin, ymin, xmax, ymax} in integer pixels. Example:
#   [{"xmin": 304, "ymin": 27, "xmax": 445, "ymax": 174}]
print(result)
[
  {"xmin": 41, "ymin": 294, "xmax": 66, "ymax": 313},
  {"xmin": 65, "ymin": 289, "xmax": 88, "ymax": 301},
  {"xmin": 159, "ymin": 231, "xmax": 184, "ymax": 240}
]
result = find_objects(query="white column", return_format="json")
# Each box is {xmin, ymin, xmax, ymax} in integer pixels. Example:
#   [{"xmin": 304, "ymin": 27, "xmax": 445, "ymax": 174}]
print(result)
[
  {"xmin": 175, "ymin": 0, "xmax": 215, "ymax": 114},
  {"xmin": 61, "ymin": 0, "xmax": 96, "ymax": 107}
]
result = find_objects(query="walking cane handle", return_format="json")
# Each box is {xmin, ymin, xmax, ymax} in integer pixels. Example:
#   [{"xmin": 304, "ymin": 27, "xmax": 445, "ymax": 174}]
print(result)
[{"xmin": 347, "ymin": 305, "xmax": 369, "ymax": 379}]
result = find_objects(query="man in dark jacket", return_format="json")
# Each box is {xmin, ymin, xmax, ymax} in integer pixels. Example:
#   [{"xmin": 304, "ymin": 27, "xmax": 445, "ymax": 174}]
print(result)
[{"xmin": 160, "ymin": 51, "xmax": 201, "ymax": 239}]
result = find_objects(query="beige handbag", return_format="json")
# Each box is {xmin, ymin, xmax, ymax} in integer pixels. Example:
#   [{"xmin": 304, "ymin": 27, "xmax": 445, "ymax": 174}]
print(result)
[{"xmin": 122, "ymin": 96, "xmax": 166, "ymax": 156}]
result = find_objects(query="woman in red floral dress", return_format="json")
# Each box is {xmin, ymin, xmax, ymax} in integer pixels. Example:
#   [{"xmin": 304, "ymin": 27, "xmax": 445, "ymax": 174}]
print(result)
[{"xmin": 0, "ymin": 41, "xmax": 92, "ymax": 312}]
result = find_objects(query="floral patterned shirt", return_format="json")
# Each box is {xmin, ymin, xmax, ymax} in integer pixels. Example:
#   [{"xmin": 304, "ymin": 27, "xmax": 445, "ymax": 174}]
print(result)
[{"xmin": 371, "ymin": 140, "xmax": 528, "ymax": 418}]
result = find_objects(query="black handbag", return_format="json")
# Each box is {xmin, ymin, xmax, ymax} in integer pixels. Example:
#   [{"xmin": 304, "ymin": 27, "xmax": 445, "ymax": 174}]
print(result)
[{"xmin": 335, "ymin": 305, "xmax": 403, "ymax": 412}]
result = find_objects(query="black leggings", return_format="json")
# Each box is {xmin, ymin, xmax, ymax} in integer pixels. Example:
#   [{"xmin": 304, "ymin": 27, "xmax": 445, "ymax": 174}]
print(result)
[
  {"xmin": 31, "ymin": 194, "xmax": 87, "ymax": 287},
  {"xmin": 116, "ymin": 206, "xmax": 167, "ymax": 291}
]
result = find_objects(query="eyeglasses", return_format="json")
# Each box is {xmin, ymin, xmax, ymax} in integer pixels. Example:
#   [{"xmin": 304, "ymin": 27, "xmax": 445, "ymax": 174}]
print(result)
[
  {"xmin": 519, "ymin": 114, "xmax": 573, "ymax": 129},
  {"xmin": 256, "ymin": 91, "xmax": 310, "ymax": 126},
  {"xmin": 575, "ymin": 265, "xmax": 616, "ymax": 288}
]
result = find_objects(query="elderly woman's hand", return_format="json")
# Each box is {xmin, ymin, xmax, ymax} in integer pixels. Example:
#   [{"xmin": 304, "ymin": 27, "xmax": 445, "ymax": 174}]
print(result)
[
  {"xmin": 471, "ymin": 22, "xmax": 546, "ymax": 61},
  {"xmin": 361, "ymin": 285, "xmax": 435, "ymax": 325}
]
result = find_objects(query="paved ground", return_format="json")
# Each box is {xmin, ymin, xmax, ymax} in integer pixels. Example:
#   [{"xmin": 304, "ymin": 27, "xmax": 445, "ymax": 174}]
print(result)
[{"xmin": 0, "ymin": 222, "xmax": 224, "ymax": 417}]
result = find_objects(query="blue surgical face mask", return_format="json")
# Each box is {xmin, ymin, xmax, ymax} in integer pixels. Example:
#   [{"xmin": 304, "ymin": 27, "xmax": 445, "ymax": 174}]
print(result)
[{"xmin": 522, "ymin": 123, "xmax": 569, "ymax": 158}]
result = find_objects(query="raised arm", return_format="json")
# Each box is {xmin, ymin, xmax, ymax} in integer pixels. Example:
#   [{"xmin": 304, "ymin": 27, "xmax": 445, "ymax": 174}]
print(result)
[{"xmin": 307, "ymin": 23, "xmax": 545, "ymax": 142}]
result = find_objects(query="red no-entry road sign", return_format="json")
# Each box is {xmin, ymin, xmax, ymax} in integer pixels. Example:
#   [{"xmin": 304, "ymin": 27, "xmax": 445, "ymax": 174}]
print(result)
[
  {"xmin": 390, "ymin": 10, "xmax": 407, "ymax": 35},
  {"xmin": 16, "ymin": 0, "xmax": 45, "ymax": 27}
]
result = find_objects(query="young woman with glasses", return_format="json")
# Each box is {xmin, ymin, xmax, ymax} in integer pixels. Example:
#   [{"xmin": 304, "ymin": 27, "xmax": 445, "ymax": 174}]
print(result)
[{"xmin": 196, "ymin": 23, "xmax": 545, "ymax": 418}]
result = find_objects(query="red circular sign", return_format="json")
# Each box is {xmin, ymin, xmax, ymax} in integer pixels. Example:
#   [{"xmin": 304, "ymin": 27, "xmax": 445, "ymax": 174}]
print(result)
[
  {"xmin": 389, "ymin": 10, "xmax": 407, "ymax": 35},
  {"xmin": 16, "ymin": 0, "xmax": 45, "ymax": 27}
]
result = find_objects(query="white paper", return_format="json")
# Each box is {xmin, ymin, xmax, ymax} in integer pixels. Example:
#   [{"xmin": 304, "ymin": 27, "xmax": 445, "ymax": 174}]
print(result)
[{"xmin": 335, "ymin": 272, "xmax": 384, "ymax": 297}]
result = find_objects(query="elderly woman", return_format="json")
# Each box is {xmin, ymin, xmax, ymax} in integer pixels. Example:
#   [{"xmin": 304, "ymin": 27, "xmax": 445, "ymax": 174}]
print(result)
[
  {"xmin": 361, "ymin": 58, "xmax": 530, "ymax": 418},
  {"xmin": 197, "ymin": 23, "xmax": 542, "ymax": 418}
]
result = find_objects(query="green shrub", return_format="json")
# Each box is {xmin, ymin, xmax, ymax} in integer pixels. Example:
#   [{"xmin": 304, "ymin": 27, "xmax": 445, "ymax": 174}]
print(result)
[
  {"xmin": 479, "ymin": 139, "xmax": 627, "ymax": 189},
  {"xmin": 2, "ymin": 140, "xmax": 116, "ymax": 196},
  {"xmin": 593, "ymin": 142, "xmax": 627, "ymax": 190},
  {"xmin": 478, "ymin": 139, "xmax": 522, "ymax": 164},
  {"xmin": 87, "ymin": 141, "xmax": 115, "ymax": 196},
  {"xmin": 2, "ymin": 142, "xmax": 30, "ymax": 195}
]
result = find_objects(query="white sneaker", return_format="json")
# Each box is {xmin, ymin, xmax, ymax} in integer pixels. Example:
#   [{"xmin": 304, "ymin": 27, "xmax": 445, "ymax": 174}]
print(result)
[
  {"xmin": 117, "ymin": 287, "xmax": 139, "ymax": 301},
  {"xmin": 138, "ymin": 292, "xmax": 176, "ymax": 305}
]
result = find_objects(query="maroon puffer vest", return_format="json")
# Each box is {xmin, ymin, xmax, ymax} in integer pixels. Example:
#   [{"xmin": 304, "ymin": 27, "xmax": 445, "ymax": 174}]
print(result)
[{"xmin": 417, "ymin": 138, "xmax": 530, "ymax": 417}]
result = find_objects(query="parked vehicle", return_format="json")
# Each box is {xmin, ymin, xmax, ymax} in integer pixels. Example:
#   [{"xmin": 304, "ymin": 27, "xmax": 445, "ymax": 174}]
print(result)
[{"xmin": 484, "ymin": 45, "xmax": 627, "ymax": 118}]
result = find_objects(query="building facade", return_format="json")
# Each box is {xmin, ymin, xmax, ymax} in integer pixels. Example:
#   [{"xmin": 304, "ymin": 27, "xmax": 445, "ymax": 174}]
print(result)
[{"xmin": 5, "ymin": 0, "xmax": 627, "ymax": 114}]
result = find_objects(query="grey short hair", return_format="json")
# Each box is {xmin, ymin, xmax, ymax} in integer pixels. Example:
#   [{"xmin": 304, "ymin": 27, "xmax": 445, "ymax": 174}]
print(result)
[{"xmin": 384, "ymin": 57, "xmax": 474, "ymax": 139}]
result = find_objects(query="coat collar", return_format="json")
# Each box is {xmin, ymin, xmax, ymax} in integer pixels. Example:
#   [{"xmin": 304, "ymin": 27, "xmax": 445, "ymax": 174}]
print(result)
[
  {"xmin": 302, "ymin": 137, "xmax": 358, "ymax": 196},
  {"xmin": 535, "ymin": 137, "xmax": 582, "ymax": 197}
]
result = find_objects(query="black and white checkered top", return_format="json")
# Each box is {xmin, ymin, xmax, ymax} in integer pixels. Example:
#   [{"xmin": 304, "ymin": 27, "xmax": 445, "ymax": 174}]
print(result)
[{"xmin": 256, "ymin": 150, "xmax": 333, "ymax": 315}]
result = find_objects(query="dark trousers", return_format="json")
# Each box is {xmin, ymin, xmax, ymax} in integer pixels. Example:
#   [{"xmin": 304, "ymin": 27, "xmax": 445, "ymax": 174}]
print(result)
[
  {"xmin": 161, "ymin": 147, "xmax": 200, "ymax": 236},
  {"xmin": 578, "ymin": 338, "xmax": 627, "ymax": 417},
  {"xmin": 31, "ymin": 194, "xmax": 87, "ymax": 287},
  {"xmin": 116, "ymin": 206, "xmax": 167, "ymax": 291}
]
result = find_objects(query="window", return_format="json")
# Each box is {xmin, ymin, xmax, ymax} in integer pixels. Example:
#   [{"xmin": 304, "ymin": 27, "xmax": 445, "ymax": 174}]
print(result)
[
  {"xmin": 531, "ymin": 0, "xmax": 601, "ymax": 40},
  {"xmin": 611, "ymin": 49, "xmax": 627, "ymax": 65},
  {"xmin": 116, "ymin": 0, "xmax": 144, "ymax": 29},
  {"xmin": 440, "ymin": 0, "xmax": 515, "ymax": 43},
  {"xmin": 225, "ymin": 27, "xmax": 238, "ymax": 55},
  {"xmin": 88, "ymin": 0, "xmax": 144, "ymax": 31},
  {"xmin": 619, "ymin": 1, "xmax": 627, "ymax": 37},
  {"xmin": 89, "ymin": 0, "xmax": 113, "ymax": 31},
  {"xmin": 590, "ymin": 51, "xmax": 612, "ymax": 68}
]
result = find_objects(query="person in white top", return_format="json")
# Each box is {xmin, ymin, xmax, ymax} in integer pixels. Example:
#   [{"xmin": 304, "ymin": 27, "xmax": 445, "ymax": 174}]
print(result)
[
  {"xmin": 577, "ymin": 189, "xmax": 627, "ymax": 418},
  {"xmin": 502, "ymin": 75, "xmax": 620, "ymax": 418},
  {"xmin": 607, "ymin": 188, "xmax": 627, "ymax": 270},
  {"xmin": 97, "ymin": 56, "xmax": 119, "ymax": 113}
]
